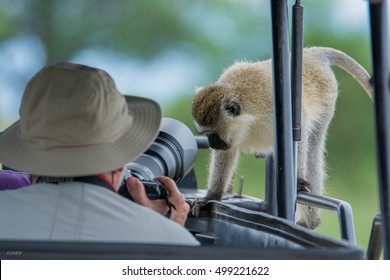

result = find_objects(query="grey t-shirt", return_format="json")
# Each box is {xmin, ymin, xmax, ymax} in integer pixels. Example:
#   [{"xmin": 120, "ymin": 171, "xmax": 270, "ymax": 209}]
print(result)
[{"xmin": 0, "ymin": 182, "xmax": 199, "ymax": 246}]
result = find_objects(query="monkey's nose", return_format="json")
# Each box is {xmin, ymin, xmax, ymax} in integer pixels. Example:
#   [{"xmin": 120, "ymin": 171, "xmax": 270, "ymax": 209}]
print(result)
[{"xmin": 207, "ymin": 133, "xmax": 230, "ymax": 150}]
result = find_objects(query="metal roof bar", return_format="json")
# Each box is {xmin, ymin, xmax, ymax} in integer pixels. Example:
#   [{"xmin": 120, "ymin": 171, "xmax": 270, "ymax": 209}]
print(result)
[
  {"xmin": 270, "ymin": 0, "xmax": 295, "ymax": 221},
  {"xmin": 369, "ymin": 0, "xmax": 390, "ymax": 259}
]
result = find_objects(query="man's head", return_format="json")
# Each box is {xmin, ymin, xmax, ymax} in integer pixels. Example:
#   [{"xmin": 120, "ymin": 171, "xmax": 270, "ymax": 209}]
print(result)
[{"xmin": 0, "ymin": 63, "xmax": 162, "ymax": 177}]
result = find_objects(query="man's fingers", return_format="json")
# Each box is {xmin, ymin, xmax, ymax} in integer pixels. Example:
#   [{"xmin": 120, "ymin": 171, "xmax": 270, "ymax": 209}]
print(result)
[
  {"xmin": 127, "ymin": 177, "xmax": 169, "ymax": 215},
  {"xmin": 155, "ymin": 176, "xmax": 180, "ymax": 197},
  {"xmin": 155, "ymin": 176, "xmax": 189, "ymax": 226},
  {"xmin": 126, "ymin": 177, "xmax": 150, "ymax": 207}
]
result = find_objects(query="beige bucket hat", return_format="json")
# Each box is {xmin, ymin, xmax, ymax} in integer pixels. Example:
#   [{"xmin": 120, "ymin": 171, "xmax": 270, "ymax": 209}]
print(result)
[{"xmin": 0, "ymin": 63, "xmax": 161, "ymax": 176}]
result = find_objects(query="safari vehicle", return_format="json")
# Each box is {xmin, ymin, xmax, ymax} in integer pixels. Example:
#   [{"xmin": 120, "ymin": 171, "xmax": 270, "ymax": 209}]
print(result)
[{"xmin": 0, "ymin": 0, "xmax": 389, "ymax": 260}]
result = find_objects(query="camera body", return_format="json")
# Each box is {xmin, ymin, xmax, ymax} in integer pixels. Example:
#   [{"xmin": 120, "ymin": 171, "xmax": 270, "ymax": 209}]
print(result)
[
  {"xmin": 119, "ymin": 169, "xmax": 168, "ymax": 200},
  {"xmin": 119, "ymin": 118, "xmax": 198, "ymax": 201},
  {"xmin": 141, "ymin": 180, "xmax": 168, "ymax": 200}
]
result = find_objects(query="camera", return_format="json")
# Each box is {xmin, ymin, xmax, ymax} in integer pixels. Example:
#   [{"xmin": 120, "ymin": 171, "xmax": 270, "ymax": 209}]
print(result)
[
  {"xmin": 119, "ymin": 169, "xmax": 168, "ymax": 200},
  {"xmin": 119, "ymin": 118, "xmax": 198, "ymax": 200}
]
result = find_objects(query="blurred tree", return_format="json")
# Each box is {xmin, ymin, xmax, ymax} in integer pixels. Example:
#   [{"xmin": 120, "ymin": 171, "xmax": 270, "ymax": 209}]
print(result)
[
  {"xmin": 0, "ymin": 0, "xmax": 271, "ymax": 69},
  {"xmin": 0, "ymin": 0, "xmax": 207, "ymax": 63}
]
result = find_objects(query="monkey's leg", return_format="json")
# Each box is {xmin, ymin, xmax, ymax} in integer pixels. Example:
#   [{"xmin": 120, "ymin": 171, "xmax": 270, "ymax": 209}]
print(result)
[
  {"xmin": 294, "ymin": 125, "xmax": 314, "ymax": 227},
  {"xmin": 300, "ymin": 108, "xmax": 335, "ymax": 229},
  {"xmin": 191, "ymin": 148, "xmax": 240, "ymax": 216},
  {"xmin": 296, "ymin": 123, "xmax": 310, "ymax": 184},
  {"xmin": 307, "ymin": 108, "xmax": 334, "ymax": 196}
]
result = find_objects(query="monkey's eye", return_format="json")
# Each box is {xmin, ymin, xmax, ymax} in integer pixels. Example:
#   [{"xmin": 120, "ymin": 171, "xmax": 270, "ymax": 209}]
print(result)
[{"xmin": 224, "ymin": 100, "xmax": 241, "ymax": 117}]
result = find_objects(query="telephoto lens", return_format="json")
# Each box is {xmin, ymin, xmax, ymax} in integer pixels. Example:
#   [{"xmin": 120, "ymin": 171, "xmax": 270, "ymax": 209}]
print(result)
[
  {"xmin": 126, "ymin": 117, "xmax": 198, "ymax": 182},
  {"xmin": 119, "ymin": 118, "xmax": 198, "ymax": 200}
]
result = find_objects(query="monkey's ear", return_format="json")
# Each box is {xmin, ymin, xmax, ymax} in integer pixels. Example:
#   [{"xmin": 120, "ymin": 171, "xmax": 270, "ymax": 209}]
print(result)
[{"xmin": 223, "ymin": 99, "xmax": 241, "ymax": 117}]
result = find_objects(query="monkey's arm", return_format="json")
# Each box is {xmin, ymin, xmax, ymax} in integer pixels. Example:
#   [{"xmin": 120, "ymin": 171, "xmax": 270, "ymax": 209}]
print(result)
[
  {"xmin": 191, "ymin": 148, "xmax": 240, "ymax": 216},
  {"xmin": 207, "ymin": 148, "xmax": 240, "ymax": 199}
]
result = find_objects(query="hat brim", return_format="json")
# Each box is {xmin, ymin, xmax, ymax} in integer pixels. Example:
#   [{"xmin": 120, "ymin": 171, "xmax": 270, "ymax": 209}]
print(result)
[{"xmin": 0, "ymin": 95, "xmax": 162, "ymax": 176}]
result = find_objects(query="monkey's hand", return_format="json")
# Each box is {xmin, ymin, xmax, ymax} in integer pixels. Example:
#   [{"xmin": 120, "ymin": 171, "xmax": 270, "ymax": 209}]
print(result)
[
  {"xmin": 190, "ymin": 198, "xmax": 208, "ymax": 217},
  {"xmin": 296, "ymin": 179, "xmax": 321, "ymax": 229},
  {"xmin": 297, "ymin": 178, "xmax": 311, "ymax": 193},
  {"xmin": 191, "ymin": 192, "xmax": 222, "ymax": 217}
]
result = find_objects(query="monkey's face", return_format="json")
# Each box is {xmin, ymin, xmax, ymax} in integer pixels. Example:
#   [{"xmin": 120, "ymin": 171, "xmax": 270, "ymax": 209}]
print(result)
[{"xmin": 192, "ymin": 84, "xmax": 253, "ymax": 150}]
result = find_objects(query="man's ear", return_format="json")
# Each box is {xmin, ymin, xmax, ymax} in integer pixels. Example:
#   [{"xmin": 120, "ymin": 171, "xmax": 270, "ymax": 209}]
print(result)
[{"xmin": 116, "ymin": 167, "xmax": 125, "ymax": 173}]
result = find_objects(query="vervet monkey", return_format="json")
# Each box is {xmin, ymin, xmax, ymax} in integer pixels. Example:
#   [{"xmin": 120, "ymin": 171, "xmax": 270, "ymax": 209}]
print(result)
[{"xmin": 191, "ymin": 47, "xmax": 373, "ymax": 229}]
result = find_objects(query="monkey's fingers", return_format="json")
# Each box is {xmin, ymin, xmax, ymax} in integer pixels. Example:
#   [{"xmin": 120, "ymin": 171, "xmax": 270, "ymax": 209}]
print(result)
[
  {"xmin": 297, "ymin": 178, "xmax": 311, "ymax": 193},
  {"xmin": 191, "ymin": 199, "xmax": 208, "ymax": 217}
]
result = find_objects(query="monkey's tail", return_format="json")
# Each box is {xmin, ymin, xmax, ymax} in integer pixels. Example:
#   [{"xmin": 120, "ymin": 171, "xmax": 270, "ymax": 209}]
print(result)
[{"xmin": 319, "ymin": 47, "xmax": 374, "ymax": 100}]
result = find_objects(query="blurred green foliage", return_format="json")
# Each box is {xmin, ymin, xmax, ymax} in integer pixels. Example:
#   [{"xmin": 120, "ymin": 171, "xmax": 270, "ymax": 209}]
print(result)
[{"xmin": 0, "ymin": 0, "xmax": 380, "ymax": 252}]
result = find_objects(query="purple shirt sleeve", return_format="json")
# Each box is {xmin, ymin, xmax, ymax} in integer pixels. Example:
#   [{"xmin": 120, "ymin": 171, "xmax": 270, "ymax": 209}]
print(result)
[{"xmin": 0, "ymin": 170, "xmax": 31, "ymax": 190}]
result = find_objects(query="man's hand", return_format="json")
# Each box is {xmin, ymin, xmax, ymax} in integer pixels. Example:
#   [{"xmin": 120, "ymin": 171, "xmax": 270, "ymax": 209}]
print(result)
[{"xmin": 126, "ymin": 176, "xmax": 189, "ymax": 226}]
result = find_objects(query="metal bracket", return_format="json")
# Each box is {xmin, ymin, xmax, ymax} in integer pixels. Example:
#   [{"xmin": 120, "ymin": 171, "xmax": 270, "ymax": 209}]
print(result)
[
  {"xmin": 367, "ymin": 214, "xmax": 383, "ymax": 259},
  {"xmin": 297, "ymin": 192, "xmax": 356, "ymax": 244}
]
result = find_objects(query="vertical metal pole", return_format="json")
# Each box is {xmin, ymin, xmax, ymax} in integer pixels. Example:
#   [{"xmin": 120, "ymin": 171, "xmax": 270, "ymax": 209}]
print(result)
[
  {"xmin": 369, "ymin": 0, "xmax": 390, "ymax": 260},
  {"xmin": 265, "ymin": 155, "xmax": 278, "ymax": 216},
  {"xmin": 291, "ymin": 0, "xmax": 304, "ymax": 212},
  {"xmin": 270, "ymin": 0, "xmax": 295, "ymax": 221}
]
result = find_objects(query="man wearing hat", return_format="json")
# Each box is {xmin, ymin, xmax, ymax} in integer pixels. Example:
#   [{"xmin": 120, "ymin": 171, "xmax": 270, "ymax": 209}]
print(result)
[{"xmin": 0, "ymin": 63, "xmax": 199, "ymax": 245}]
